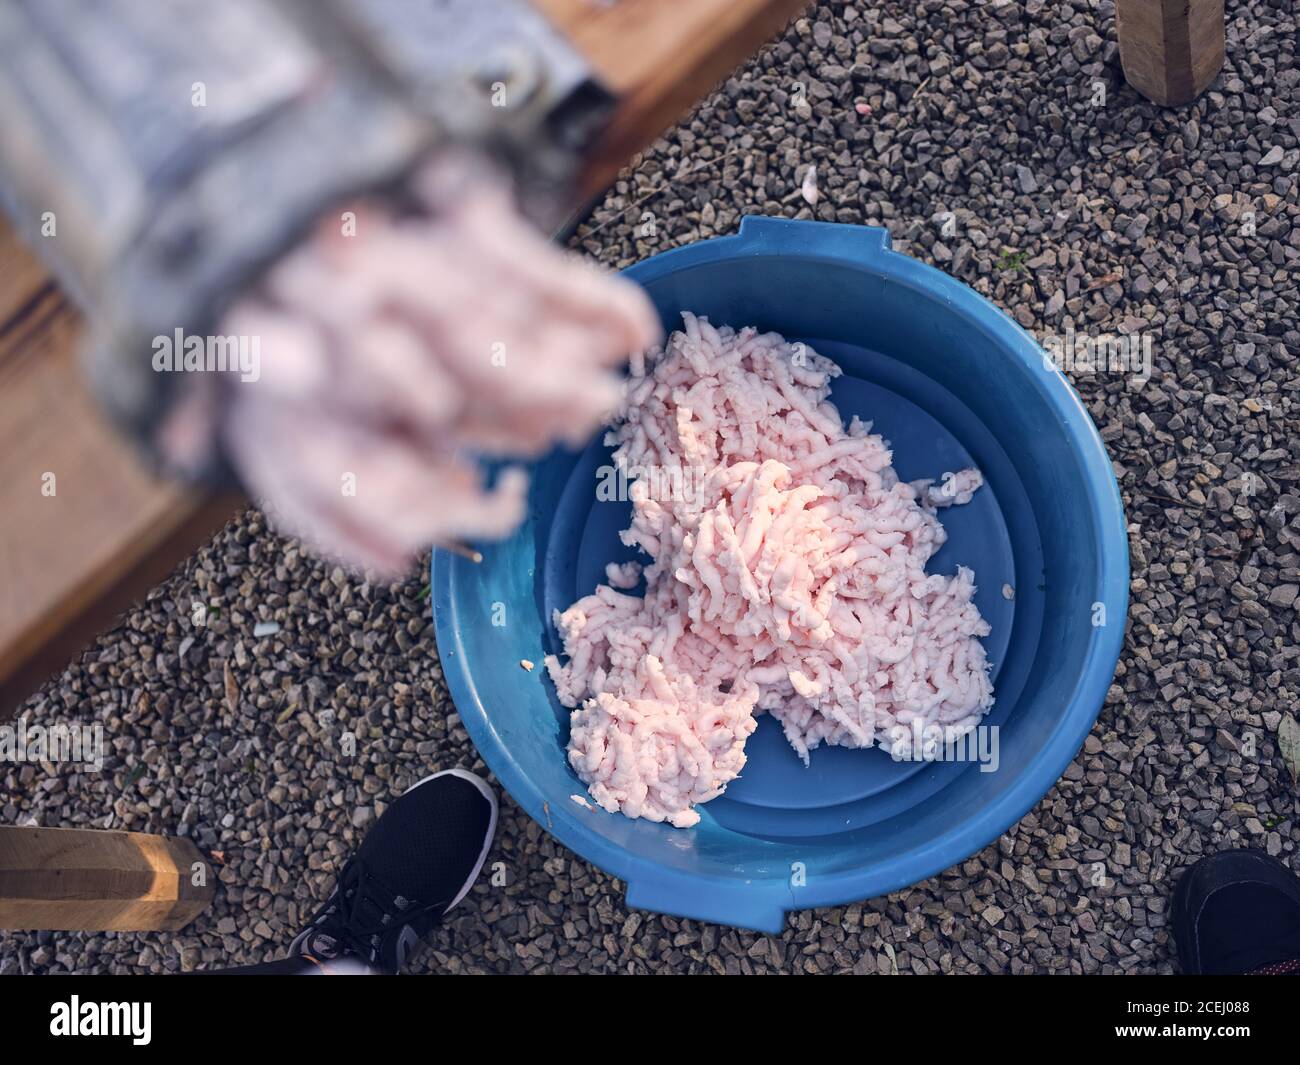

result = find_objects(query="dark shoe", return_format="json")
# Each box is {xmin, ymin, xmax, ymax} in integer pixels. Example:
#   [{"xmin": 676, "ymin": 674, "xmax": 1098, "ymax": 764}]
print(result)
[
  {"xmin": 290, "ymin": 768, "xmax": 498, "ymax": 974},
  {"xmin": 1172, "ymin": 849, "xmax": 1300, "ymax": 974}
]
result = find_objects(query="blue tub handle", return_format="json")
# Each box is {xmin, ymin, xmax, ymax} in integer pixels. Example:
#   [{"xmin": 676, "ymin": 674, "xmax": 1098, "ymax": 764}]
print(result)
[
  {"xmin": 625, "ymin": 874, "xmax": 787, "ymax": 933},
  {"xmin": 733, "ymin": 214, "xmax": 894, "ymax": 265}
]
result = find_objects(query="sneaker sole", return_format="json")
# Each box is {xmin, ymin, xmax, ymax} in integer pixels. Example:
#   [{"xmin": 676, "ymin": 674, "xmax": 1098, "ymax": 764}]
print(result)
[{"xmin": 404, "ymin": 768, "xmax": 499, "ymax": 914}]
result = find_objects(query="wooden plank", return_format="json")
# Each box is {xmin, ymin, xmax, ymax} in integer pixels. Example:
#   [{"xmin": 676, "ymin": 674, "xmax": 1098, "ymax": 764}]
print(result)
[
  {"xmin": 0, "ymin": 221, "xmax": 56, "ymax": 327},
  {"xmin": 0, "ymin": 0, "xmax": 806, "ymax": 717},
  {"xmin": 0, "ymin": 288, "xmax": 242, "ymax": 713},
  {"xmin": 539, "ymin": 0, "xmax": 808, "ymax": 196},
  {"xmin": 0, "ymin": 825, "xmax": 213, "ymax": 931},
  {"xmin": 1116, "ymin": 0, "xmax": 1224, "ymax": 107}
]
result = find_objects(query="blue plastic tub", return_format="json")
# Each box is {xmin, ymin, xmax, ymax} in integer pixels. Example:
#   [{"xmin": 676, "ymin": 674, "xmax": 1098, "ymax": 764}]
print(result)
[{"xmin": 432, "ymin": 216, "xmax": 1128, "ymax": 932}]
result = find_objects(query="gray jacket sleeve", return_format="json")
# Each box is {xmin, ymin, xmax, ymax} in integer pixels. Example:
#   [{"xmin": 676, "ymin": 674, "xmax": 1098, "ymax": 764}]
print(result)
[
  {"xmin": 0, "ymin": 0, "xmax": 604, "ymax": 479},
  {"xmin": 0, "ymin": 0, "xmax": 439, "ymax": 460}
]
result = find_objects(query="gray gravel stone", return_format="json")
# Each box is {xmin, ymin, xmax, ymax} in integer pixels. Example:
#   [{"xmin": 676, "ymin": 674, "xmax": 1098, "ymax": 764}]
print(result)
[{"xmin": 1267, "ymin": 584, "xmax": 1299, "ymax": 608}]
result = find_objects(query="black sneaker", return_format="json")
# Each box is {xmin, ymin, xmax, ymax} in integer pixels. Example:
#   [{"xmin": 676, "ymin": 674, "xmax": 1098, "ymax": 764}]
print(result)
[
  {"xmin": 290, "ymin": 768, "xmax": 498, "ymax": 974},
  {"xmin": 1171, "ymin": 849, "xmax": 1300, "ymax": 974}
]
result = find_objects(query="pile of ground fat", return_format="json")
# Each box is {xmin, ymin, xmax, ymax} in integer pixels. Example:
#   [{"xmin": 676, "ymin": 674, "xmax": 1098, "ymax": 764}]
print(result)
[{"xmin": 544, "ymin": 313, "xmax": 993, "ymax": 828}]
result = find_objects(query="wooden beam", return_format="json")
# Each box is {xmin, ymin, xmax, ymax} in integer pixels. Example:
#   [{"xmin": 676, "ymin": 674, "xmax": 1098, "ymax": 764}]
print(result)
[
  {"xmin": 0, "ymin": 825, "xmax": 213, "ymax": 932},
  {"xmin": 0, "ymin": 261, "xmax": 242, "ymax": 714},
  {"xmin": 537, "ymin": 0, "xmax": 808, "ymax": 197},
  {"xmin": 0, "ymin": 221, "xmax": 55, "ymax": 327},
  {"xmin": 0, "ymin": 0, "xmax": 808, "ymax": 717},
  {"xmin": 1116, "ymin": 0, "xmax": 1225, "ymax": 107}
]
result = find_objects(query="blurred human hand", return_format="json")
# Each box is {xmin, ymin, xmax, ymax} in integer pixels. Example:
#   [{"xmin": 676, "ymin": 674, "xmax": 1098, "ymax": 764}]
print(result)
[{"xmin": 159, "ymin": 152, "xmax": 660, "ymax": 576}]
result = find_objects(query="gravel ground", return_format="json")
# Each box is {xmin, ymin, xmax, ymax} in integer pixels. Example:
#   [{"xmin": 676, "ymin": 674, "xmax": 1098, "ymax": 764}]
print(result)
[{"xmin": 4, "ymin": 0, "xmax": 1299, "ymax": 975}]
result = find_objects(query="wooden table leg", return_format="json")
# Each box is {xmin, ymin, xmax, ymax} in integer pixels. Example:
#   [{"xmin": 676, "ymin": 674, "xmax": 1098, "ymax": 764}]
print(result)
[
  {"xmin": 0, "ymin": 825, "xmax": 214, "ymax": 932},
  {"xmin": 1116, "ymin": 0, "xmax": 1225, "ymax": 106}
]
